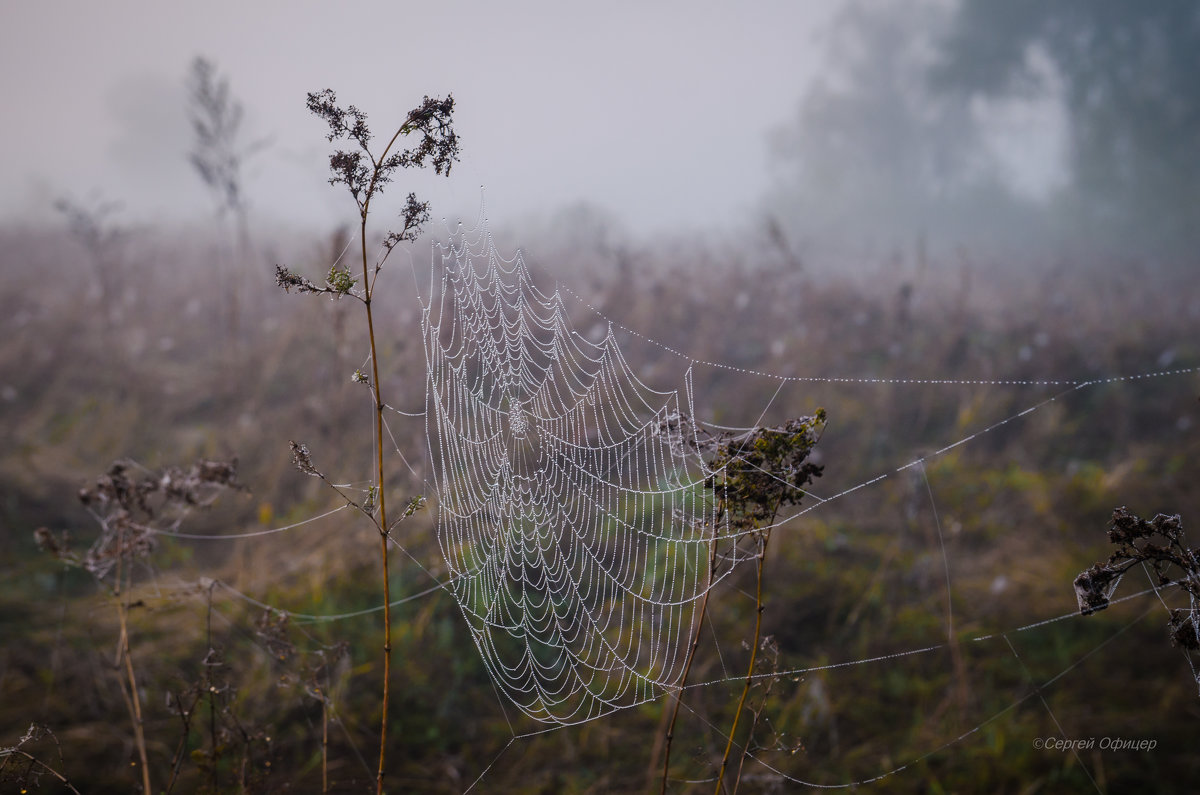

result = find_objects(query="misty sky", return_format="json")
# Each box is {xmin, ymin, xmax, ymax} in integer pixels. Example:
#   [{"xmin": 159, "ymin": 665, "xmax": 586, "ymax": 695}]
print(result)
[{"xmin": 0, "ymin": 1, "xmax": 846, "ymax": 239}]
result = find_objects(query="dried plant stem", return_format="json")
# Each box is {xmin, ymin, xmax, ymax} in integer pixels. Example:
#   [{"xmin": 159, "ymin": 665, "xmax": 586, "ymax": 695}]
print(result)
[
  {"xmin": 119, "ymin": 628, "xmax": 152, "ymax": 795},
  {"xmin": 658, "ymin": 521, "xmax": 721, "ymax": 794},
  {"xmin": 0, "ymin": 749, "xmax": 83, "ymax": 795},
  {"xmin": 295, "ymin": 90, "xmax": 458, "ymax": 793},
  {"xmin": 360, "ymin": 199, "xmax": 393, "ymax": 795},
  {"xmin": 322, "ymin": 691, "xmax": 330, "ymax": 794},
  {"xmin": 731, "ymin": 668, "xmax": 770, "ymax": 793},
  {"xmin": 205, "ymin": 586, "xmax": 220, "ymax": 791},
  {"xmin": 165, "ymin": 690, "xmax": 198, "ymax": 795},
  {"xmin": 113, "ymin": 547, "xmax": 152, "ymax": 795},
  {"xmin": 714, "ymin": 530, "xmax": 769, "ymax": 795},
  {"xmin": 358, "ymin": 114, "xmax": 437, "ymax": 795},
  {"xmin": 661, "ymin": 416, "xmax": 821, "ymax": 793},
  {"xmin": 716, "ymin": 491, "xmax": 787, "ymax": 795}
]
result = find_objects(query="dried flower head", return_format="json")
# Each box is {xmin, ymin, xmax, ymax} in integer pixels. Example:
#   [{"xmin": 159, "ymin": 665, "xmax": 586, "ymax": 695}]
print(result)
[
  {"xmin": 289, "ymin": 441, "xmax": 322, "ymax": 478},
  {"xmin": 1076, "ymin": 506, "xmax": 1200, "ymax": 650},
  {"xmin": 304, "ymin": 89, "xmax": 459, "ymax": 223},
  {"xmin": 36, "ymin": 458, "xmax": 243, "ymax": 584},
  {"xmin": 706, "ymin": 410, "xmax": 826, "ymax": 531}
]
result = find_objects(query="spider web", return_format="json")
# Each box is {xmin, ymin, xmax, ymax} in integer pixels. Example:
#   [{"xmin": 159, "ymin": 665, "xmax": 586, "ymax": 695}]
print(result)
[
  {"xmin": 421, "ymin": 223, "xmax": 749, "ymax": 724},
  {"xmin": 402, "ymin": 213, "xmax": 1199, "ymax": 789},
  {"xmin": 170, "ymin": 210, "xmax": 1198, "ymax": 791}
]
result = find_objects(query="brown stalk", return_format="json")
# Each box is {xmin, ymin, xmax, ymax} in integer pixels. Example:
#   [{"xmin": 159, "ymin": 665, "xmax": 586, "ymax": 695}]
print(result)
[
  {"xmin": 0, "ymin": 749, "xmax": 83, "ymax": 795},
  {"xmin": 356, "ymin": 117, "xmax": 422, "ymax": 793},
  {"xmin": 359, "ymin": 170, "xmax": 394, "ymax": 795},
  {"xmin": 657, "ymin": 511, "xmax": 722, "ymax": 794},
  {"xmin": 164, "ymin": 689, "xmax": 199, "ymax": 795},
  {"xmin": 113, "ymin": 529, "xmax": 153, "ymax": 795},
  {"xmin": 322, "ymin": 686, "xmax": 330, "ymax": 794},
  {"xmin": 204, "ymin": 584, "xmax": 220, "ymax": 790},
  {"xmin": 714, "ymin": 496, "xmax": 784, "ymax": 795},
  {"xmin": 295, "ymin": 92, "xmax": 456, "ymax": 791}
]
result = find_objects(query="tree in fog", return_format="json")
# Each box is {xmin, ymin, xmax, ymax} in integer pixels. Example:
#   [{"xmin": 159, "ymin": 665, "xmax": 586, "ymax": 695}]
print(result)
[
  {"xmin": 186, "ymin": 56, "xmax": 269, "ymax": 336},
  {"xmin": 187, "ymin": 57, "xmax": 264, "ymax": 237},
  {"xmin": 933, "ymin": 0, "xmax": 1200, "ymax": 262},
  {"xmin": 766, "ymin": 1, "xmax": 1045, "ymax": 264},
  {"xmin": 768, "ymin": 1, "xmax": 1199, "ymax": 267}
]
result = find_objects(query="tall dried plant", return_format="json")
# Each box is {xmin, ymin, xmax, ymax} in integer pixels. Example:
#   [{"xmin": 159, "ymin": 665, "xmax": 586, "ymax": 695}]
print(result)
[
  {"xmin": 275, "ymin": 89, "xmax": 459, "ymax": 794},
  {"xmin": 36, "ymin": 459, "xmax": 242, "ymax": 794}
]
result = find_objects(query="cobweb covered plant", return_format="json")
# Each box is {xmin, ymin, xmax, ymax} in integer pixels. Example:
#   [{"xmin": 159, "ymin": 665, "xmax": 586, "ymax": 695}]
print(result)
[
  {"xmin": 275, "ymin": 88, "xmax": 458, "ymax": 795},
  {"xmin": 34, "ymin": 458, "xmax": 243, "ymax": 795},
  {"xmin": 709, "ymin": 416, "xmax": 825, "ymax": 793},
  {"xmin": 656, "ymin": 414, "xmax": 826, "ymax": 793},
  {"xmin": 1075, "ymin": 507, "xmax": 1200, "ymax": 653}
]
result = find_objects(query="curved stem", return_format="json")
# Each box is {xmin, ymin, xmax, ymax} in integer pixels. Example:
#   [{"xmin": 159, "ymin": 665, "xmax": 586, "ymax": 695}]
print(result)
[
  {"xmin": 0, "ymin": 750, "xmax": 82, "ymax": 795},
  {"xmin": 360, "ymin": 212, "xmax": 394, "ymax": 795},
  {"xmin": 713, "ymin": 530, "xmax": 767, "ymax": 795},
  {"xmin": 113, "ymin": 530, "xmax": 152, "ymax": 795},
  {"xmin": 322, "ymin": 671, "xmax": 331, "ymax": 794},
  {"xmin": 659, "ymin": 509, "xmax": 723, "ymax": 794},
  {"xmin": 715, "ymin": 493, "xmax": 785, "ymax": 795},
  {"xmin": 118, "ymin": 604, "xmax": 152, "ymax": 795}
]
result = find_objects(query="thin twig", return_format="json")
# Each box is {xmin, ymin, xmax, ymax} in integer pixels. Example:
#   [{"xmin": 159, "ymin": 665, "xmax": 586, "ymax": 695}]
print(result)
[
  {"xmin": 361, "ymin": 128, "xmax": 396, "ymax": 795},
  {"xmin": 658, "ymin": 509, "xmax": 723, "ymax": 794},
  {"xmin": 205, "ymin": 582, "xmax": 221, "ymax": 791},
  {"xmin": 0, "ymin": 749, "xmax": 83, "ymax": 795},
  {"xmin": 114, "ymin": 532, "xmax": 153, "ymax": 795},
  {"xmin": 714, "ymin": 533, "xmax": 768, "ymax": 794},
  {"xmin": 165, "ymin": 689, "xmax": 199, "ymax": 795},
  {"xmin": 716, "ymin": 494, "xmax": 785, "ymax": 795}
]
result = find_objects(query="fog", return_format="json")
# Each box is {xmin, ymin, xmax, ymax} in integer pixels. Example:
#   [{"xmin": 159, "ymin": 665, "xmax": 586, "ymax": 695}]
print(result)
[
  {"xmin": 0, "ymin": 1, "xmax": 838, "ymax": 239},
  {"xmin": 2, "ymin": 5, "xmax": 1198, "ymax": 790},
  {"xmin": 2, "ymin": 0, "xmax": 1197, "ymax": 267},
  {"xmin": 764, "ymin": 0, "xmax": 1200, "ymax": 268}
]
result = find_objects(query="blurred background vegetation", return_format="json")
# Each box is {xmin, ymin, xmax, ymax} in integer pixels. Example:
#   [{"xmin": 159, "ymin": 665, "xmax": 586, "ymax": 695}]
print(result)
[{"xmin": 2, "ymin": 1, "xmax": 1199, "ymax": 792}]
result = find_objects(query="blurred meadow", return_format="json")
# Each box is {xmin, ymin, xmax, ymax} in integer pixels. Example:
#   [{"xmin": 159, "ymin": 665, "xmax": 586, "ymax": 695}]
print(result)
[{"xmin": 2, "ymin": 2, "xmax": 1199, "ymax": 793}]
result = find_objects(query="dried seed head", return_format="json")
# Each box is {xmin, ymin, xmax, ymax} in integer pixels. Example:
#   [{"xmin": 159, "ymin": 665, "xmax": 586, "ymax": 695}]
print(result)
[{"xmin": 289, "ymin": 441, "xmax": 321, "ymax": 478}]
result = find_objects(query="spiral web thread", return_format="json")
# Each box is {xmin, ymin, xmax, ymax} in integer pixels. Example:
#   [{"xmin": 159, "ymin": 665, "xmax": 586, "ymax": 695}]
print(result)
[{"xmin": 421, "ymin": 224, "xmax": 752, "ymax": 725}]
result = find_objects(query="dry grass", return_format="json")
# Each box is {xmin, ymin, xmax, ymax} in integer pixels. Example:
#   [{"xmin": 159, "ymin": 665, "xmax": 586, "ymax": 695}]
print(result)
[{"xmin": 1, "ymin": 218, "xmax": 1198, "ymax": 792}]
